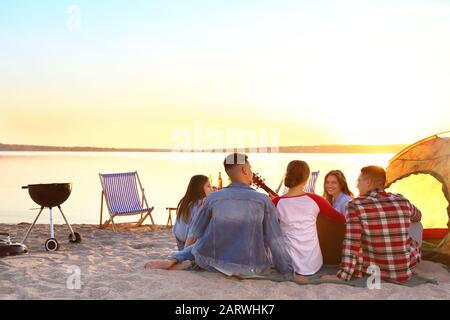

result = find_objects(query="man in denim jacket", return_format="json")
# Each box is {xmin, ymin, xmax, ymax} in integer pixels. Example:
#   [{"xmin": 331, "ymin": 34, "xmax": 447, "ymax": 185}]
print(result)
[
  {"xmin": 188, "ymin": 153, "xmax": 293, "ymax": 277},
  {"xmin": 145, "ymin": 153, "xmax": 293, "ymax": 278}
]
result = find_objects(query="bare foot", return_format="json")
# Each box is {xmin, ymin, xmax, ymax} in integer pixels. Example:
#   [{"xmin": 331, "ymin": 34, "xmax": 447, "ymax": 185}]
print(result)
[
  {"xmin": 144, "ymin": 259, "xmax": 192, "ymax": 270},
  {"xmin": 294, "ymin": 274, "xmax": 309, "ymax": 283},
  {"xmin": 169, "ymin": 260, "xmax": 192, "ymax": 270},
  {"xmin": 144, "ymin": 259, "xmax": 179, "ymax": 270}
]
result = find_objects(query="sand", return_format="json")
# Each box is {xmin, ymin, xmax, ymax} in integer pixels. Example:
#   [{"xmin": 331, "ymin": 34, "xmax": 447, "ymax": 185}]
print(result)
[{"xmin": 0, "ymin": 223, "xmax": 449, "ymax": 300}]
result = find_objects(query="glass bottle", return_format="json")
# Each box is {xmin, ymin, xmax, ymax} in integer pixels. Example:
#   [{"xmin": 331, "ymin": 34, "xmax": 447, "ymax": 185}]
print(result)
[{"xmin": 218, "ymin": 172, "xmax": 223, "ymax": 190}]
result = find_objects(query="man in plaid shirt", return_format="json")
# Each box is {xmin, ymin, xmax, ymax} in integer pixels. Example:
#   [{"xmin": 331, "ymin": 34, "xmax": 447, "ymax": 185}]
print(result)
[{"xmin": 322, "ymin": 166, "xmax": 422, "ymax": 283}]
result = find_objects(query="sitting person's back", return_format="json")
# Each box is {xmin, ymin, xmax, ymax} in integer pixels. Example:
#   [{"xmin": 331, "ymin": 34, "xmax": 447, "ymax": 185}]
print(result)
[
  {"xmin": 192, "ymin": 181, "xmax": 291, "ymax": 275},
  {"xmin": 335, "ymin": 166, "xmax": 422, "ymax": 283},
  {"xmin": 189, "ymin": 153, "xmax": 293, "ymax": 277},
  {"xmin": 273, "ymin": 161, "xmax": 345, "ymax": 275}
]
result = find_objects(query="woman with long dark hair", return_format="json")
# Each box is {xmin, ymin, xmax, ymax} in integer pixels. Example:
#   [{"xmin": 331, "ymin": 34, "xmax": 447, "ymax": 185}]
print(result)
[
  {"xmin": 173, "ymin": 174, "xmax": 212, "ymax": 250},
  {"xmin": 322, "ymin": 170, "xmax": 354, "ymax": 216}
]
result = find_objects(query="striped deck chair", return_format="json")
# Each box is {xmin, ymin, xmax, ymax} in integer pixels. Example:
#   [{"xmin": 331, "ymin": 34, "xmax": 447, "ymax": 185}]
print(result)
[
  {"xmin": 99, "ymin": 171, "xmax": 155, "ymax": 232},
  {"xmin": 305, "ymin": 170, "xmax": 320, "ymax": 193},
  {"xmin": 276, "ymin": 170, "xmax": 320, "ymax": 195}
]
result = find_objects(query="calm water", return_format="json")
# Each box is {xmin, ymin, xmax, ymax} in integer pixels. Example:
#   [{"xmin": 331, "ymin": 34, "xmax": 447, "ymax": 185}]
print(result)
[{"xmin": 0, "ymin": 151, "xmax": 393, "ymax": 225}]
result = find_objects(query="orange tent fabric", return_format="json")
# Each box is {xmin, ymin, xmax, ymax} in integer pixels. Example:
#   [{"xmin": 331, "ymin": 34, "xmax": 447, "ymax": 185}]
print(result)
[{"xmin": 386, "ymin": 132, "xmax": 450, "ymax": 233}]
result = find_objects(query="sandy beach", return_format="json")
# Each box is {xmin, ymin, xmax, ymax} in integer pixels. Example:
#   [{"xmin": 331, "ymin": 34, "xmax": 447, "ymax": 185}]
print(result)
[{"xmin": 1, "ymin": 223, "xmax": 449, "ymax": 300}]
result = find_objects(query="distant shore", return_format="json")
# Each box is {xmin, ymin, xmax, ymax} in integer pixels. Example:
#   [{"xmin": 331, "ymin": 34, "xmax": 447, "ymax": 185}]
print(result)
[{"xmin": 0, "ymin": 143, "xmax": 407, "ymax": 154}]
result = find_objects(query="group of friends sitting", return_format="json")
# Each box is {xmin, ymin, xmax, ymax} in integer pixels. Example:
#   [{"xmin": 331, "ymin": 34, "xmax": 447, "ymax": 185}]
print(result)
[{"xmin": 145, "ymin": 153, "xmax": 422, "ymax": 284}]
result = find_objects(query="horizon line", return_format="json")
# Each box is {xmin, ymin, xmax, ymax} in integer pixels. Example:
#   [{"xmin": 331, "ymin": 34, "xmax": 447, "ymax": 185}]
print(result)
[{"xmin": 0, "ymin": 142, "xmax": 408, "ymax": 154}]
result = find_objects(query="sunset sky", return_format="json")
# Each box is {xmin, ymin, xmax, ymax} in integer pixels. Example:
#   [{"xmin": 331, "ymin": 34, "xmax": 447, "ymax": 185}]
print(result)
[{"xmin": 1, "ymin": 0, "xmax": 449, "ymax": 149}]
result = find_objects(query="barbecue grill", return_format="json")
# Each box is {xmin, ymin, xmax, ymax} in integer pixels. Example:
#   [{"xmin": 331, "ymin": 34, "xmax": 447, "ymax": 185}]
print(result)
[{"xmin": 21, "ymin": 183, "xmax": 82, "ymax": 252}]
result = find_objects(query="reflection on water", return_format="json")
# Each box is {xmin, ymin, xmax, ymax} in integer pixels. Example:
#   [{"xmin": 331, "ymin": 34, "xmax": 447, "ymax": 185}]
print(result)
[{"xmin": 1, "ymin": 151, "xmax": 394, "ymax": 225}]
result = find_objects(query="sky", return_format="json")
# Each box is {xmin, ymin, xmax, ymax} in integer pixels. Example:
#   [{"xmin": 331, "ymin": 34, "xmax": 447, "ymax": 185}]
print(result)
[{"xmin": 0, "ymin": 0, "xmax": 449, "ymax": 149}]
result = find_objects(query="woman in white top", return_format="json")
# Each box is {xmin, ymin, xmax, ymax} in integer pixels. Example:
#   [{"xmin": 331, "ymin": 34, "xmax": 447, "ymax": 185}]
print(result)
[{"xmin": 273, "ymin": 161, "xmax": 345, "ymax": 276}]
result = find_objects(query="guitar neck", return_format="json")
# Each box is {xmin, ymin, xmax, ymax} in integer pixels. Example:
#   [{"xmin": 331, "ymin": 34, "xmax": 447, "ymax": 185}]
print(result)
[
  {"xmin": 252, "ymin": 174, "xmax": 279, "ymax": 198},
  {"xmin": 261, "ymin": 185, "xmax": 278, "ymax": 198}
]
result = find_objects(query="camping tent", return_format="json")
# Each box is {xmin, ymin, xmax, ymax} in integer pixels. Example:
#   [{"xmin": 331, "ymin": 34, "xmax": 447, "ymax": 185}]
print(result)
[
  {"xmin": 386, "ymin": 132, "xmax": 450, "ymax": 271},
  {"xmin": 385, "ymin": 132, "xmax": 450, "ymax": 267}
]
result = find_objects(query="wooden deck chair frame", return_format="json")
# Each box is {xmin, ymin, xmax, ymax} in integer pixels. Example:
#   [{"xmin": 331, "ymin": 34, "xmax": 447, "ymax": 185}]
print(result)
[{"xmin": 99, "ymin": 171, "xmax": 155, "ymax": 232}]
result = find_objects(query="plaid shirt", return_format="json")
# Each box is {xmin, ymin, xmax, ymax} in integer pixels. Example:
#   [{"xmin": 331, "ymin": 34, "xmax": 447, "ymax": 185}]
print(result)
[{"xmin": 337, "ymin": 189, "xmax": 422, "ymax": 283}]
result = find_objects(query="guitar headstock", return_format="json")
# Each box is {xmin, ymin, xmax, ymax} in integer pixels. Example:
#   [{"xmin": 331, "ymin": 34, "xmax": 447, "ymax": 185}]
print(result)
[
  {"xmin": 252, "ymin": 172, "xmax": 278, "ymax": 198},
  {"xmin": 252, "ymin": 172, "xmax": 264, "ymax": 189}
]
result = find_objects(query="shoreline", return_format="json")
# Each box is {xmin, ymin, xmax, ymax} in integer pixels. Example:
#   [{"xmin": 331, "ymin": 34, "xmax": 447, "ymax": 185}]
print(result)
[{"xmin": 0, "ymin": 145, "xmax": 407, "ymax": 154}]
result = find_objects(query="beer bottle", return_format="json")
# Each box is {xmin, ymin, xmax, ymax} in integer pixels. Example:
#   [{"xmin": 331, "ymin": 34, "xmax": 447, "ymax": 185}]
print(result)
[{"xmin": 218, "ymin": 172, "xmax": 223, "ymax": 190}]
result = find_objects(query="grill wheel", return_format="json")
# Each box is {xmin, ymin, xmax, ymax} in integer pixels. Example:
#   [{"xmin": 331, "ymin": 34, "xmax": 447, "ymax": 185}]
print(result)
[{"xmin": 45, "ymin": 238, "xmax": 59, "ymax": 252}]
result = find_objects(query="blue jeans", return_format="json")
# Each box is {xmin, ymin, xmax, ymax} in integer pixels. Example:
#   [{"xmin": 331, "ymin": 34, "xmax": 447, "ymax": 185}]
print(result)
[
  {"xmin": 171, "ymin": 245, "xmax": 216, "ymax": 272},
  {"xmin": 409, "ymin": 222, "xmax": 423, "ymax": 246},
  {"xmin": 172, "ymin": 245, "xmax": 195, "ymax": 262},
  {"xmin": 176, "ymin": 238, "xmax": 185, "ymax": 251}
]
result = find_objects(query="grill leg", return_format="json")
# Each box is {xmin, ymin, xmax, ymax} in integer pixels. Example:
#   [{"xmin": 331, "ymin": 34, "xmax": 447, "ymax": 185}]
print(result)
[
  {"xmin": 22, "ymin": 206, "xmax": 45, "ymax": 243},
  {"xmin": 49, "ymin": 207, "xmax": 54, "ymax": 239},
  {"xmin": 57, "ymin": 206, "xmax": 75, "ymax": 238}
]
